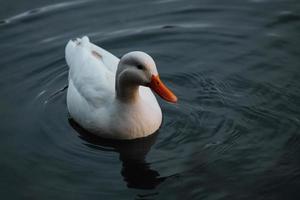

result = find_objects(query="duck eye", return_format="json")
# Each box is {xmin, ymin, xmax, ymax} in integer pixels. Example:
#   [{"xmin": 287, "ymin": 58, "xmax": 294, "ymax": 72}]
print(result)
[{"xmin": 136, "ymin": 64, "xmax": 143, "ymax": 70}]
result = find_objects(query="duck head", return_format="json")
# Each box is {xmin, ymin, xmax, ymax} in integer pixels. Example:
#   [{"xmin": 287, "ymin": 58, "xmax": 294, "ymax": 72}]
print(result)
[{"xmin": 116, "ymin": 51, "xmax": 177, "ymax": 103}]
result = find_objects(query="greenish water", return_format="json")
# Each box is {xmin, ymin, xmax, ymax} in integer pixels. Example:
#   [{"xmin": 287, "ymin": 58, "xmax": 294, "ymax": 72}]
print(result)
[{"xmin": 0, "ymin": 0, "xmax": 300, "ymax": 199}]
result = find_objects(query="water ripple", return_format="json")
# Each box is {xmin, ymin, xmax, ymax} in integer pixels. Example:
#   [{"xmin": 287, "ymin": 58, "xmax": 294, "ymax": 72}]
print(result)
[{"xmin": 0, "ymin": 0, "xmax": 91, "ymax": 26}]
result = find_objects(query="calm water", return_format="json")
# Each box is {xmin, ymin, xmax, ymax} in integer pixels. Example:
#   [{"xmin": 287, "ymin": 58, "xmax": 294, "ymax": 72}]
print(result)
[{"xmin": 1, "ymin": 0, "xmax": 300, "ymax": 199}]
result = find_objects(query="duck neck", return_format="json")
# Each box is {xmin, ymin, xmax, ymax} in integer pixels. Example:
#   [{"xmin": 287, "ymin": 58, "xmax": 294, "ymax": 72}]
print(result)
[{"xmin": 115, "ymin": 74, "xmax": 140, "ymax": 103}]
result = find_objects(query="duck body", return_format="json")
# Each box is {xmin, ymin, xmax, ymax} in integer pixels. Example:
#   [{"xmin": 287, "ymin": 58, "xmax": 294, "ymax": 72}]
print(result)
[{"xmin": 65, "ymin": 36, "xmax": 176, "ymax": 140}]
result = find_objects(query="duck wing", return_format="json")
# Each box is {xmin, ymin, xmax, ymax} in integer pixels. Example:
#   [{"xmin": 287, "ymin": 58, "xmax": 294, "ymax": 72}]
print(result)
[{"xmin": 65, "ymin": 36, "xmax": 120, "ymax": 107}]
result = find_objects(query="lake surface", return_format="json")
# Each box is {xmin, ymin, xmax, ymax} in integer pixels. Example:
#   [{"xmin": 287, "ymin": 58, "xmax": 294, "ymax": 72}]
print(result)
[{"xmin": 0, "ymin": 0, "xmax": 300, "ymax": 199}]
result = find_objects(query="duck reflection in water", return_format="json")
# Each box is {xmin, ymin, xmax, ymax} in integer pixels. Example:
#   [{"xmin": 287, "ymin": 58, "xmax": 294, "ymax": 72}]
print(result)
[{"xmin": 69, "ymin": 119, "xmax": 166, "ymax": 189}]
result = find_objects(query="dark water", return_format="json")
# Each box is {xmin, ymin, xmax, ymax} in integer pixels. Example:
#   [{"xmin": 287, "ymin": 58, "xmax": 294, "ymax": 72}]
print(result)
[{"xmin": 1, "ymin": 0, "xmax": 300, "ymax": 199}]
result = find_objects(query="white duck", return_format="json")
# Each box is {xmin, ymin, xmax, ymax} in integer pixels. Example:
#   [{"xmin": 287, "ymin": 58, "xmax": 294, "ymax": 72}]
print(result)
[{"xmin": 65, "ymin": 36, "xmax": 177, "ymax": 140}]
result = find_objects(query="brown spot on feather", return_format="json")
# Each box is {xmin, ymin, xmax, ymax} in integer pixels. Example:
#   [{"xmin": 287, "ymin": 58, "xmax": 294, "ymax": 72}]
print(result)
[{"xmin": 92, "ymin": 50, "xmax": 102, "ymax": 59}]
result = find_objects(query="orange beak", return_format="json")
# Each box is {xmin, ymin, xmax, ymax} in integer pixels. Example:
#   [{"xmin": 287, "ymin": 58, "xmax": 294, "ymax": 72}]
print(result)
[{"xmin": 149, "ymin": 75, "xmax": 177, "ymax": 103}]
